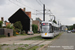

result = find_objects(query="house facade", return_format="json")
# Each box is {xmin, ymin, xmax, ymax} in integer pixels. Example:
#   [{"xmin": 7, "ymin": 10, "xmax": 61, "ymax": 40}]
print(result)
[
  {"xmin": 32, "ymin": 18, "xmax": 42, "ymax": 32},
  {"xmin": 8, "ymin": 8, "xmax": 32, "ymax": 33}
]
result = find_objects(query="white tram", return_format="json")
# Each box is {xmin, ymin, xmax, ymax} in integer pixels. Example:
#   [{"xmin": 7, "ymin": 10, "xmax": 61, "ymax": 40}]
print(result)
[{"xmin": 41, "ymin": 21, "xmax": 60, "ymax": 38}]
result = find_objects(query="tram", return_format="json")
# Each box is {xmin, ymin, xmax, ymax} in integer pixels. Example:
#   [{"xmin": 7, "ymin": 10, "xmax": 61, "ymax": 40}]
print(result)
[{"xmin": 41, "ymin": 21, "xmax": 60, "ymax": 38}]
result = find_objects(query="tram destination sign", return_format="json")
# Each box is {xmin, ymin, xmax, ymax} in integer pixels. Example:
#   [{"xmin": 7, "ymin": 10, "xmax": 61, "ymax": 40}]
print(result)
[{"xmin": 42, "ymin": 23, "xmax": 49, "ymax": 26}]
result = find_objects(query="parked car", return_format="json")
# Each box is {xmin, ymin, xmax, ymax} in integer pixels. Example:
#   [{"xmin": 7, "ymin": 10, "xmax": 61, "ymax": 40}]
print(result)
[
  {"xmin": 67, "ymin": 30, "xmax": 72, "ymax": 33},
  {"xmin": 27, "ymin": 31, "xmax": 34, "ymax": 35},
  {"xmin": 71, "ymin": 30, "xmax": 75, "ymax": 33}
]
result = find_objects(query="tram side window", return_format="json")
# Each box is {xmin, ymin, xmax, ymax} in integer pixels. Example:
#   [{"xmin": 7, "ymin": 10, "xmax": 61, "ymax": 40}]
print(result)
[
  {"xmin": 52, "ymin": 26, "xmax": 54, "ymax": 32},
  {"xmin": 54, "ymin": 27, "xmax": 56, "ymax": 32},
  {"xmin": 53, "ymin": 27, "xmax": 59, "ymax": 32},
  {"xmin": 49, "ymin": 24, "xmax": 53, "ymax": 33}
]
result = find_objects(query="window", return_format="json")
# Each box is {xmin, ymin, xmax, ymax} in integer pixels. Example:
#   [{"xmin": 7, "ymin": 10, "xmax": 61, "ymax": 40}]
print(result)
[{"xmin": 49, "ymin": 24, "xmax": 53, "ymax": 33}]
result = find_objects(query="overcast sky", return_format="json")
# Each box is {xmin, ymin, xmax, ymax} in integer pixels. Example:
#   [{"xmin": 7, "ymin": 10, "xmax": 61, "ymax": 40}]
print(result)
[{"xmin": 0, "ymin": 0, "xmax": 75, "ymax": 25}]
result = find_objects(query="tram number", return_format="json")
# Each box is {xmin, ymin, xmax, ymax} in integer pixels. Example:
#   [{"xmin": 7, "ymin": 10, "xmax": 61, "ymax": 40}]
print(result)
[{"xmin": 45, "ymin": 33, "xmax": 47, "ymax": 35}]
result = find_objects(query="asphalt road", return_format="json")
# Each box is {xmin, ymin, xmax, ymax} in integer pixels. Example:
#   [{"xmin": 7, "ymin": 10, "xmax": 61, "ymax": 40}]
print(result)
[{"xmin": 47, "ymin": 32, "xmax": 75, "ymax": 50}]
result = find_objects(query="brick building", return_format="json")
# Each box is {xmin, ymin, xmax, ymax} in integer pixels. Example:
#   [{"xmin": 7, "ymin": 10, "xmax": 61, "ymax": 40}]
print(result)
[
  {"xmin": 0, "ymin": 17, "xmax": 13, "ymax": 37},
  {"xmin": 0, "ymin": 28, "xmax": 13, "ymax": 37},
  {"xmin": 8, "ymin": 8, "xmax": 32, "ymax": 33},
  {"xmin": 1, "ymin": 17, "xmax": 11, "ymax": 27},
  {"xmin": 32, "ymin": 18, "xmax": 42, "ymax": 32},
  {"xmin": 22, "ymin": 8, "xmax": 32, "ymax": 31}
]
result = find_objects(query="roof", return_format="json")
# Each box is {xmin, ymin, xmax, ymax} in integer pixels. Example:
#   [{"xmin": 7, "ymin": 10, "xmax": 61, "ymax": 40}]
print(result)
[
  {"xmin": 36, "ymin": 18, "xmax": 42, "ymax": 22},
  {"xmin": 22, "ymin": 8, "xmax": 31, "ymax": 18},
  {"xmin": 8, "ymin": 8, "xmax": 30, "ymax": 32},
  {"xmin": 25, "ymin": 12, "xmax": 31, "ymax": 18},
  {"xmin": 6, "ymin": 22, "xmax": 11, "ymax": 26}
]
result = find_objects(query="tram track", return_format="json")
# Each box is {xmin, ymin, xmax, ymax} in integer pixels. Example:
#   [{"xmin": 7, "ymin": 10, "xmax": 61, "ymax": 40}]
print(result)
[
  {"xmin": 26, "ymin": 40, "xmax": 46, "ymax": 50},
  {"xmin": 28, "ymin": 40, "xmax": 42, "ymax": 45},
  {"xmin": 18, "ymin": 40, "xmax": 46, "ymax": 50}
]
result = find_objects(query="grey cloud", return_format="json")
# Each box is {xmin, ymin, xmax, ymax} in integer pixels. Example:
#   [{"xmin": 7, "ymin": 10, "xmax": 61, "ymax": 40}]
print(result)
[
  {"xmin": 0, "ymin": 0, "xmax": 6, "ymax": 5},
  {"xmin": 0, "ymin": 0, "xmax": 75, "ymax": 25}
]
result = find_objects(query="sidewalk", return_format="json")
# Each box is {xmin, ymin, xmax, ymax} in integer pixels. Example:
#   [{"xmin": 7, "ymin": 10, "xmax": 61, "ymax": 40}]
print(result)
[{"xmin": 0, "ymin": 34, "xmax": 40, "ymax": 43}]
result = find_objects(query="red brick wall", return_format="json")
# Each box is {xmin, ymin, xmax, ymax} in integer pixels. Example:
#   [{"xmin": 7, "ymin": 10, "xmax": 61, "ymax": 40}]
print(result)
[
  {"xmin": 25, "ymin": 12, "xmax": 31, "ymax": 18},
  {"xmin": 6, "ymin": 22, "xmax": 11, "ymax": 26},
  {"xmin": 21, "ymin": 8, "xmax": 31, "ymax": 18}
]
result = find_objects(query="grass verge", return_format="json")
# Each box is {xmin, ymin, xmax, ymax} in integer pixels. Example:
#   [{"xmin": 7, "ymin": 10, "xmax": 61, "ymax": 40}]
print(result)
[
  {"xmin": 54, "ymin": 32, "xmax": 63, "ymax": 39},
  {"xmin": 23, "ymin": 33, "xmax": 62, "ymax": 40},
  {"xmin": 16, "ymin": 34, "xmax": 27, "ymax": 36},
  {"xmin": 5, "ymin": 47, "xmax": 11, "ymax": 50},
  {"xmin": 14, "ymin": 47, "xmax": 26, "ymax": 50},
  {"xmin": 28, "ymin": 46, "xmax": 38, "ymax": 50},
  {"xmin": 0, "ymin": 45, "xmax": 2, "ymax": 50},
  {"xmin": 0, "ymin": 35, "xmax": 6, "ymax": 38},
  {"xmin": 0, "ymin": 44, "xmax": 43, "ymax": 50}
]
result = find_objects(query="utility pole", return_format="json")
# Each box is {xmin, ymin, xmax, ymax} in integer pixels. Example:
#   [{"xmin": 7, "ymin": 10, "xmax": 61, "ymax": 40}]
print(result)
[
  {"xmin": 32, "ymin": 4, "xmax": 51, "ymax": 21},
  {"xmin": 43, "ymin": 4, "xmax": 45, "ymax": 21}
]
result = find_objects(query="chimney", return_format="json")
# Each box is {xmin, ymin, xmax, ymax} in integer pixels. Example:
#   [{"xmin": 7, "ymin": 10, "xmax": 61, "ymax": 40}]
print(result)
[
  {"xmin": 23, "ymin": 8, "xmax": 25, "ymax": 12},
  {"xmin": 1, "ymin": 17, "xmax": 4, "ymax": 21}
]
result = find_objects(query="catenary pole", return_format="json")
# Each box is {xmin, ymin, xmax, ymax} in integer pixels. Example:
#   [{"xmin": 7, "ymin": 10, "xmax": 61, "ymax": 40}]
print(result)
[{"xmin": 43, "ymin": 4, "xmax": 45, "ymax": 21}]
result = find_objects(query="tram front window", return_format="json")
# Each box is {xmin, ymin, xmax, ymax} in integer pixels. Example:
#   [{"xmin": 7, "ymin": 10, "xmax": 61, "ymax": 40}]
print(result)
[{"xmin": 42, "ymin": 26, "xmax": 49, "ymax": 33}]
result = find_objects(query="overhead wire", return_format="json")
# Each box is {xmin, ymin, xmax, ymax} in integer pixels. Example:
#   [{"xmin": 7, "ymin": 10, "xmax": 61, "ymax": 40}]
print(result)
[
  {"xmin": 39, "ymin": 0, "xmax": 54, "ymax": 21},
  {"xmin": 9, "ymin": 0, "xmax": 52, "ymax": 16},
  {"xmin": 9, "ymin": 0, "xmax": 42, "ymax": 14},
  {"xmin": 16, "ymin": 0, "xmax": 35, "ymax": 10},
  {"xmin": 9, "ymin": 0, "xmax": 39, "ymax": 11},
  {"xmin": 39, "ymin": 0, "xmax": 52, "ymax": 14},
  {"xmin": 9, "ymin": 0, "xmax": 23, "ymax": 7},
  {"xmin": 39, "ymin": 0, "xmax": 43, "ymax": 4},
  {"xmin": 36, "ymin": 0, "xmax": 42, "ymax": 7},
  {"xmin": 39, "ymin": 0, "xmax": 50, "ymax": 9},
  {"xmin": 16, "ymin": 0, "xmax": 42, "ymax": 13},
  {"xmin": 40, "ymin": 0, "xmax": 51, "ymax": 11}
]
